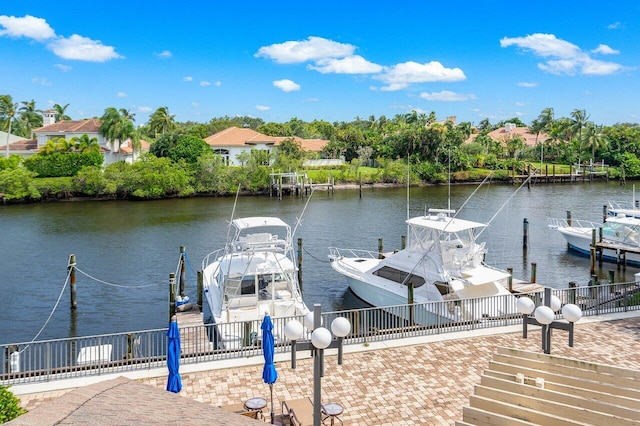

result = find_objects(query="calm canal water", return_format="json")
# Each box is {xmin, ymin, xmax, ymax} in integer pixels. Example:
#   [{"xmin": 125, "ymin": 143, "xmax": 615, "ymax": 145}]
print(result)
[{"xmin": 2, "ymin": 180, "xmax": 639, "ymax": 345}]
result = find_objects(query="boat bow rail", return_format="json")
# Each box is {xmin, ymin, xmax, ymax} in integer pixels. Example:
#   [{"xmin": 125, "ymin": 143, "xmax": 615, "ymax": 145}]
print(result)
[
  {"xmin": 329, "ymin": 247, "xmax": 380, "ymax": 262},
  {"xmin": 547, "ymin": 217, "xmax": 598, "ymax": 230}
]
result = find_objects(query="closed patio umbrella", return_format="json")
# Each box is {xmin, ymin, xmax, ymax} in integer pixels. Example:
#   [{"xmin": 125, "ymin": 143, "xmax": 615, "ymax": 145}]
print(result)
[
  {"xmin": 166, "ymin": 315, "xmax": 182, "ymax": 393},
  {"xmin": 261, "ymin": 314, "xmax": 278, "ymax": 424}
]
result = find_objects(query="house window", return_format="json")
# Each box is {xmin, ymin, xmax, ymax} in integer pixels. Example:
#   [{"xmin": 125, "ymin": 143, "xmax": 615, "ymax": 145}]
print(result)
[{"xmin": 214, "ymin": 149, "xmax": 230, "ymax": 165}]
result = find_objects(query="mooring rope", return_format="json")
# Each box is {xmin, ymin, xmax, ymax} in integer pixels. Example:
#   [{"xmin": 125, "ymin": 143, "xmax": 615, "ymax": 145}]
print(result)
[
  {"xmin": 19, "ymin": 267, "xmax": 71, "ymax": 353},
  {"xmin": 303, "ymin": 246, "xmax": 332, "ymax": 263},
  {"xmin": 75, "ymin": 266, "xmax": 160, "ymax": 288}
]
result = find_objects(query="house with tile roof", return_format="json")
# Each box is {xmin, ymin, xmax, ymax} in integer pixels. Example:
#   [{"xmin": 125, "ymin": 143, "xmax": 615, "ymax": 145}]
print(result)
[
  {"xmin": 204, "ymin": 126, "xmax": 328, "ymax": 165},
  {"xmin": 1, "ymin": 110, "xmax": 148, "ymax": 164},
  {"xmin": 486, "ymin": 123, "xmax": 547, "ymax": 147}
]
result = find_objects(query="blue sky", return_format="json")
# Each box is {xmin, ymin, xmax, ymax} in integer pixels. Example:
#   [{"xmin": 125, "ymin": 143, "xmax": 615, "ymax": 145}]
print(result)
[{"xmin": 1, "ymin": 1, "xmax": 638, "ymax": 127}]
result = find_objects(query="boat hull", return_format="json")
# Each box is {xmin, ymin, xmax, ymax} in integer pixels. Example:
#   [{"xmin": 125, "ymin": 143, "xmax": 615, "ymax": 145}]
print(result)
[{"xmin": 556, "ymin": 226, "xmax": 640, "ymax": 266}]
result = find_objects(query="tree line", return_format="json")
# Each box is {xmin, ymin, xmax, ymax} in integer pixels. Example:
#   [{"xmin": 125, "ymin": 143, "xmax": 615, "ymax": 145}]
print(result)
[{"xmin": 2, "ymin": 93, "xmax": 640, "ymax": 202}]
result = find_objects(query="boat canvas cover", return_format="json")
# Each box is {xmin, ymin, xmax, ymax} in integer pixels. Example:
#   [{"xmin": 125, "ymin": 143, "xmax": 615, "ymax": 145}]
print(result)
[
  {"xmin": 233, "ymin": 217, "xmax": 289, "ymax": 230},
  {"xmin": 407, "ymin": 216, "xmax": 487, "ymax": 233}
]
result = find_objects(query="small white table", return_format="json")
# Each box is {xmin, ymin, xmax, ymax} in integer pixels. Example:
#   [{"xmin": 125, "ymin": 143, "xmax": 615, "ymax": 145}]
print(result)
[
  {"xmin": 244, "ymin": 396, "xmax": 267, "ymax": 414},
  {"xmin": 322, "ymin": 402, "xmax": 343, "ymax": 425}
]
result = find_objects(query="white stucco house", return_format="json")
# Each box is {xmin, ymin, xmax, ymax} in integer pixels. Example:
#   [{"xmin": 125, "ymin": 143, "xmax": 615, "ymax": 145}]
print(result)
[
  {"xmin": 204, "ymin": 126, "xmax": 328, "ymax": 165},
  {"xmin": 3, "ymin": 110, "xmax": 148, "ymax": 164}
]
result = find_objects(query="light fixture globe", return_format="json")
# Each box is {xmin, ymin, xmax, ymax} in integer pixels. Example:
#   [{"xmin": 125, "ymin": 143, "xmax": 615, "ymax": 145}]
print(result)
[
  {"xmin": 311, "ymin": 327, "xmax": 332, "ymax": 349},
  {"xmin": 304, "ymin": 312, "xmax": 322, "ymax": 331},
  {"xmin": 331, "ymin": 317, "xmax": 351, "ymax": 338},
  {"xmin": 562, "ymin": 303, "xmax": 583, "ymax": 323},
  {"xmin": 534, "ymin": 305, "xmax": 555, "ymax": 325},
  {"xmin": 544, "ymin": 294, "xmax": 562, "ymax": 312},
  {"xmin": 284, "ymin": 319, "xmax": 304, "ymax": 341},
  {"xmin": 517, "ymin": 297, "xmax": 535, "ymax": 315}
]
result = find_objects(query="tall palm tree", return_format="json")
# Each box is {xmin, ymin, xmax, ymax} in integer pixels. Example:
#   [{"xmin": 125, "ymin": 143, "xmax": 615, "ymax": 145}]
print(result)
[
  {"xmin": 148, "ymin": 106, "xmax": 175, "ymax": 137},
  {"xmin": 52, "ymin": 103, "xmax": 71, "ymax": 121},
  {"xmin": 100, "ymin": 107, "xmax": 136, "ymax": 154},
  {"xmin": 1, "ymin": 95, "xmax": 18, "ymax": 157},
  {"xmin": 582, "ymin": 123, "xmax": 608, "ymax": 162},
  {"xmin": 19, "ymin": 99, "xmax": 43, "ymax": 137},
  {"xmin": 570, "ymin": 109, "xmax": 590, "ymax": 142}
]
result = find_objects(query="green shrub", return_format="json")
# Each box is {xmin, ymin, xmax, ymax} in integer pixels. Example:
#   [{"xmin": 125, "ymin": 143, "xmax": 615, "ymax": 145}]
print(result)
[
  {"xmin": 0, "ymin": 385, "xmax": 26, "ymax": 422},
  {"xmin": 23, "ymin": 151, "xmax": 103, "ymax": 177},
  {"xmin": 0, "ymin": 168, "xmax": 41, "ymax": 201}
]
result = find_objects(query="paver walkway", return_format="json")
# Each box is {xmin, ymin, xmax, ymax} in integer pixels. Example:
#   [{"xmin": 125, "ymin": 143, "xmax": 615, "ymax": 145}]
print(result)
[{"xmin": 17, "ymin": 314, "xmax": 640, "ymax": 425}]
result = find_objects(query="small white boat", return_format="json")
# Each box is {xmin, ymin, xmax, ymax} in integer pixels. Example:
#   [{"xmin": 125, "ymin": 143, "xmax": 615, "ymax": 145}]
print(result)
[
  {"xmin": 329, "ymin": 209, "xmax": 519, "ymax": 325},
  {"xmin": 202, "ymin": 217, "xmax": 310, "ymax": 349},
  {"xmin": 549, "ymin": 213, "xmax": 640, "ymax": 266},
  {"xmin": 607, "ymin": 200, "xmax": 640, "ymax": 219}
]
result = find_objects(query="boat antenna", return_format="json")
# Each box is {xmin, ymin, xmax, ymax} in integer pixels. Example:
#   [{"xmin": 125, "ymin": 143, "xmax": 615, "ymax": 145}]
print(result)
[
  {"xmin": 406, "ymin": 151, "xmax": 410, "ymax": 222},
  {"xmin": 292, "ymin": 187, "xmax": 315, "ymax": 237},
  {"xmin": 226, "ymin": 184, "xmax": 241, "ymax": 242},
  {"xmin": 476, "ymin": 174, "xmax": 532, "ymax": 238}
]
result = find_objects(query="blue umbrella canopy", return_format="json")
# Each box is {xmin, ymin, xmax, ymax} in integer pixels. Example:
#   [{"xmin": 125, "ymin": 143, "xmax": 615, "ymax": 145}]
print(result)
[
  {"xmin": 261, "ymin": 314, "xmax": 277, "ymax": 423},
  {"xmin": 166, "ymin": 317, "xmax": 183, "ymax": 393}
]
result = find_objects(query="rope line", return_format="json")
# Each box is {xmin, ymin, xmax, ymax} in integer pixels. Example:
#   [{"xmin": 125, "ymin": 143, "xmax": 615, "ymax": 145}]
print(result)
[
  {"xmin": 20, "ymin": 267, "xmax": 71, "ymax": 353},
  {"xmin": 302, "ymin": 246, "xmax": 332, "ymax": 263},
  {"xmin": 75, "ymin": 267, "xmax": 160, "ymax": 288}
]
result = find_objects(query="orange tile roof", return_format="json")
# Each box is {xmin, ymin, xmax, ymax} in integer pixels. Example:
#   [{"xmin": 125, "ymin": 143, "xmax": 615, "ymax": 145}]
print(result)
[
  {"xmin": 33, "ymin": 119, "xmax": 102, "ymax": 133},
  {"xmin": 204, "ymin": 126, "xmax": 279, "ymax": 147},
  {"xmin": 119, "ymin": 139, "xmax": 151, "ymax": 154},
  {"xmin": 486, "ymin": 126, "xmax": 547, "ymax": 147}
]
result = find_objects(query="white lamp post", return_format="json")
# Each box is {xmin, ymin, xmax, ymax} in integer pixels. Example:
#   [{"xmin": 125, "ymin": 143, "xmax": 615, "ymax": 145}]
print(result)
[
  {"xmin": 518, "ymin": 287, "xmax": 582, "ymax": 354},
  {"xmin": 285, "ymin": 304, "xmax": 351, "ymax": 426}
]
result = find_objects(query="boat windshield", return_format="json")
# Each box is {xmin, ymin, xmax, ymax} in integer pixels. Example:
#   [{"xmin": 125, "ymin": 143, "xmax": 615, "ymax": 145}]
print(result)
[{"xmin": 372, "ymin": 266, "xmax": 426, "ymax": 288}]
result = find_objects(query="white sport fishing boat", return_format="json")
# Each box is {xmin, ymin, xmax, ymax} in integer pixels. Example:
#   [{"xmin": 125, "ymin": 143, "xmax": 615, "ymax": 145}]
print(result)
[
  {"xmin": 329, "ymin": 208, "xmax": 519, "ymax": 325},
  {"xmin": 202, "ymin": 217, "xmax": 310, "ymax": 349},
  {"xmin": 549, "ymin": 213, "xmax": 640, "ymax": 266}
]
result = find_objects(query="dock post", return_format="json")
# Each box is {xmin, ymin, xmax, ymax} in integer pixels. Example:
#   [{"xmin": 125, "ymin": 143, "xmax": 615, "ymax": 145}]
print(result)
[
  {"xmin": 590, "ymin": 247, "xmax": 596, "ymax": 275},
  {"xmin": 507, "ymin": 267, "xmax": 513, "ymax": 292},
  {"xmin": 552, "ymin": 164, "xmax": 556, "ymax": 183},
  {"xmin": 127, "ymin": 333, "xmax": 135, "ymax": 359},
  {"xmin": 566, "ymin": 210, "xmax": 572, "ymax": 227},
  {"xmin": 608, "ymin": 270, "xmax": 615, "ymax": 285},
  {"xmin": 530, "ymin": 262, "xmax": 537, "ymax": 283},
  {"xmin": 407, "ymin": 282, "xmax": 414, "ymax": 325},
  {"xmin": 68, "ymin": 254, "xmax": 77, "ymax": 310},
  {"xmin": 169, "ymin": 272, "xmax": 176, "ymax": 321},
  {"xmin": 401, "ymin": 235, "xmax": 406, "ymax": 250},
  {"xmin": 179, "ymin": 246, "xmax": 186, "ymax": 297},
  {"xmin": 603, "ymin": 205, "xmax": 608, "ymax": 223},
  {"xmin": 568, "ymin": 281, "xmax": 576, "ymax": 304},
  {"xmin": 359, "ymin": 173, "xmax": 362, "ymax": 199},
  {"xmin": 378, "ymin": 238, "xmax": 384, "ymax": 259},
  {"xmin": 197, "ymin": 270, "xmax": 203, "ymax": 312},
  {"xmin": 523, "ymin": 218, "xmax": 529, "ymax": 250},
  {"xmin": 297, "ymin": 238, "xmax": 303, "ymax": 293},
  {"xmin": 527, "ymin": 164, "xmax": 531, "ymax": 189},
  {"xmin": 590, "ymin": 275, "xmax": 598, "ymax": 300}
]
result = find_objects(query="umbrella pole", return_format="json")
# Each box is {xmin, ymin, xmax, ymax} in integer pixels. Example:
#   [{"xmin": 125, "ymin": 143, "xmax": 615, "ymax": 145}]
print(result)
[{"xmin": 270, "ymin": 383, "xmax": 274, "ymax": 424}]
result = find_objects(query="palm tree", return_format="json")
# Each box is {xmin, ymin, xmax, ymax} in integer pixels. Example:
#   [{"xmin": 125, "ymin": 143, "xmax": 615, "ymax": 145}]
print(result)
[
  {"xmin": 19, "ymin": 99, "xmax": 43, "ymax": 137},
  {"xmin": 1, "ymin": 95, "xmax": 18, "ymax": 157},
  {"xmin": 148, "ymin": 106, "xmax": 175, "ymax": 137},
  {"xmin": 100, "ymin": 107, "xmax": 136, "ymax": 154},
  {"xmin": 52, "ymin": 103, "xmax": 71, "ymax": 121},
  {"xmin": 570, "ymin": 109, "xmax": 590, "ymax": 142},
  {"xmin": 582, "ymin": 123, "xmax": 608, "ymax": 162},
  {"xmin": 70, "ymin": 134, "xmax": 101, "ymax": 153}
]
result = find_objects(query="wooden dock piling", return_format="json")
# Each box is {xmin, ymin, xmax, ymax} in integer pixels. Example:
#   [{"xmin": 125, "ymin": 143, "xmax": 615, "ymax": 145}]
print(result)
[
  {"xmin": 69, "ymin": 254, "xmax": 77, "ymax": 310},
  {"xmin": 523, "ymin": 218, "xmax": 529, "ymax": 250},
  {"xmin": 197, "ymin": 270, "xmax": 203, "ymax": 312},
  {"xmin": 169, "ymin": 272, "xmax": 176, "ymax": 321},
  {"xmin": 179, "ymin": 246, "xmax": 186, "ymax": 297}
]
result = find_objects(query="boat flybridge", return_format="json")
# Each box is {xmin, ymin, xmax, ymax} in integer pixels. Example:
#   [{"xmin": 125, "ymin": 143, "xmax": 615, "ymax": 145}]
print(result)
[
  {"xmin": 202, "ymin": 217, "xmax": 310, "ymax": 349},
  {"xmin": 329, "ymin": 208, "xmax": 518, "ymax": 325}
]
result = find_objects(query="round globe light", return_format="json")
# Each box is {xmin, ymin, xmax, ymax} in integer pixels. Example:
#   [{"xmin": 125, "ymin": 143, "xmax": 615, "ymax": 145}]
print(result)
[
  {"xmin": 534, "ymin": 306, "xmax": 555, "ymax": 325},
  {"xmin": 544, "ymin": 294, "xmax": 562, "ymax": 312},
  {"xmin": 331, "ymin": 317, "xmax": 351, "ymax": 338},
  {"xmin": 562, "ymin": 303, "xmax": 583, "ymax": 323},
  {"xmin": 311, "ymin": 327, "xmax": 332, "ymax": 349},
  {"xmin": 304, "ymin": 312, "xmax": 321, "ymax": 331},
  {"xmin": 284, "ymin": 319, "xmax": 304, "ymax": 341},
  {"xmin": 516, "ymin": 297, "xmax": 535, "ymax": 315}
]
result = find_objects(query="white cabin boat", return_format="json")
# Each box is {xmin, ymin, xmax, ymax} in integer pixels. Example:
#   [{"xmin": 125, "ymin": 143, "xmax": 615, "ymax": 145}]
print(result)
[
  {"xmin": 329, "ymin": 209, "xmax": 519, "ymax": 325},
  {"xmin": 549, "ymin": 214, "xmax": 640, "ymax": 266},
  {"xmin": 202, "ymin": 217, "xmax": 309, "ymax": 349}
]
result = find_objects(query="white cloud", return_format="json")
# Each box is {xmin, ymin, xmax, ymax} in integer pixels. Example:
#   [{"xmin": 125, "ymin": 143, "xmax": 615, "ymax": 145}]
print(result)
[
  {"xmin": 607, "ymin": 22, "xmax": 621, "ymax": 30},
  {"xmin": 117, "ymin": 92, "xmax": 127, "ymax": 98},
  {"xmin": 419, "ymin": 90, "xmax": 476, "ymax": 101},
  {"xmin": 304, "ymin": 98, "xmax": 319, "ymax": 103},
  {"xmin": 48, "ymin": 34, "xmax": 122, "ymax": 62},
  {"xmin": 309, "ymin": 55, "xmax": 383, "ymax": 74},
  {"xmin": 191, "ymin": 102, "xmax": 199, "ymax": 107},
  {"xmin": 501, "ymin": 33, "xmax": 622, "ymax": 76},
  {"xmin": 54, "ymin": 63, "xmax": 72, "ymax": 72},
  {"xmin": 183, "ymin": 76, "xmax": 193, "ymax": 82},
  {"xmin": 138, "ymin": 106, "xmax": 152, "ymax": 113},
  {"xmin": 592, "ymin": 44, "xmax": 619, "ymax": 55},
  {"xmin": 31, "ymin": 77, "xmax": 51, "ymax": 86},
  {"xmin": 215, "ymin": 81, "xmax": 222, "ymax": 87},
  {"xmin": 155, "ymin": 50, "xmax": 172, "ymax": 58},
  {"xmin": 256, "ymin": 105, "xmax": 271, "ymax": 111},
  {"xmin": 200, "ymin": 81, "xmax": 211, "ymax": 86},
  {"xmin": 255, "ymin": 36, "xmax": 355, "ymax": 64},
  {"xmin": 373, "ymin": 61, "xmax": 466, "ymax": 91},
  {"xmin": 0, "ymin": 15, "xmax": 55, "ymax": 41},
  {"xmin": 273, "ymin": 79, "xmax": 300, "ymax": 92},
  {"xmin": 517, "ymin": 82, "xmax": 537, "ymax": 88}
]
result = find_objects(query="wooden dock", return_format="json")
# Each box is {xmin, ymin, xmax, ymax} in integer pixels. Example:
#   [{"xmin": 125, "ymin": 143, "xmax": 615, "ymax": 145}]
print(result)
[{"xmin": 174, "ymin": 305, "xmax": 211, "ymax": 356}]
